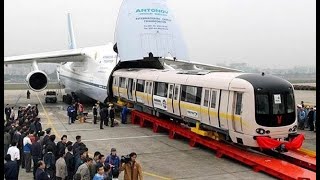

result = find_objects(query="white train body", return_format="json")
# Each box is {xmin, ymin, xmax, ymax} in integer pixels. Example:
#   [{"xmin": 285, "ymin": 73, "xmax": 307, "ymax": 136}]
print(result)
[{"xmin": 111, "ymin": 68, "xmax": 297, "ymax": 147}]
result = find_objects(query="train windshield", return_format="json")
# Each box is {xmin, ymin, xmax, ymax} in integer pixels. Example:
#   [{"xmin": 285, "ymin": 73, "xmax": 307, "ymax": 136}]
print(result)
[{"xmin": 255, "ymin": 92, "xmax": 295, "ymax": 127}]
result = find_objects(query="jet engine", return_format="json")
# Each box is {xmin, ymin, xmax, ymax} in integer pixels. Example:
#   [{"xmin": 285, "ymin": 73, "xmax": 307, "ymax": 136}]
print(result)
[{"xmin": 26, "ymin": 70, "xmax": 48, "ymax": 92}]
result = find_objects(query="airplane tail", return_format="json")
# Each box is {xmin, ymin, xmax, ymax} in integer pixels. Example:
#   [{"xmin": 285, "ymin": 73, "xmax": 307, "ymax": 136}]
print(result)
[{"xmin": 67, "ymin": 13, "xmax": 77, "ymax": 49}]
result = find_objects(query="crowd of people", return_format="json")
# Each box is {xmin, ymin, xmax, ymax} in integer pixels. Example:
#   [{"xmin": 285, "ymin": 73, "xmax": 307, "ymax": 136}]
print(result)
[
  {"xmin": 4, "ymin": 103, "xmax": 143, "ymax": 180},
  {"xmin": 297, "ymin": 101, "xmax": 316, "ymax": 132}
]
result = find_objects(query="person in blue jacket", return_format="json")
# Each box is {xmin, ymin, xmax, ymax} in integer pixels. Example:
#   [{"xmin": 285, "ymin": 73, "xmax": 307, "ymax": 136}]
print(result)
[
  {"xmin": 105, "ymin": 148, "xmax": 120, "ymax": 179},
  {"xmin": 121, "ymin": 104, "xmax": 130, "ymax": 124}
]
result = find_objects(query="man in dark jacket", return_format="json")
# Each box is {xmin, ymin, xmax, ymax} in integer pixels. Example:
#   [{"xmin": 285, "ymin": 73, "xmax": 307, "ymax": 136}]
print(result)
[
  {"xmin": 36, "ymin": 160, "xmax": 50, "ymax": 180},
  {"xmin": 109, "ymin": 104, "xmax": 115, "ymax": 127},
  {"xmin": 42, "ymin": 128, "xmax": 51, "ymax": 149},
  {"xmin": 65, "ymin": 145, "xmax": 75, "ymax": 180},
  {"xmin": 43, "ymin": 146, "xmax": 55, "ymax": 179},
  {"xmin": 56, "ymin": 135, "xmax": 67, "ymax": 159},
  {"xmin": 99, "ymin": 105, "xmax": 108, "ymax": 129},
  {"xmin": 5, "ymin": 104, "xmax": 11, "ymax": 122},
  {"xmin": 45, "ymin": 135, "xmax": 57, "ymax": 155},
  {"xmin": 308, "ymin": 108, "xmax": 315, "ymax": 131},
  {"xmin": 4, "ymin": 154, "xmax": 18, "ymax": 180},
  {"xmin": 35, "ymin": 118, "xmax": 42, "ymax": 136},
  {"xmin": 92, "ymin": 104, "xmax": 98, "ymax": 124},
  {"xmin": 31, "ymin": 137, "xmax": 42, "ymax": 179},
  {"xmin": 73, "ymin": 135, "xmax": 81, "ymax": 155}
]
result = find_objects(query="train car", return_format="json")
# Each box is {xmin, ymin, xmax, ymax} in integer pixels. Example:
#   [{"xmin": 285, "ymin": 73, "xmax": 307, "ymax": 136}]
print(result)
[{"xmin": 111, "ymin": 68, "xmax": 297, "ymax": 147}]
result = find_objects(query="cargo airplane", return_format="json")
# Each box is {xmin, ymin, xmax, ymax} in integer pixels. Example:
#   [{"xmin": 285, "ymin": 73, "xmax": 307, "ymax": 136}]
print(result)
[{"xmin": 4, "ymin": 2, "xmax": 240, "ymax": 104}]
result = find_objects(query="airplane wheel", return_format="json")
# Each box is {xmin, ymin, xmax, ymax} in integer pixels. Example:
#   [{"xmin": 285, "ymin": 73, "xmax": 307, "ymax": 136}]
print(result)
[{"xmin": 62, "ymin": 95, "xmax": 66, "ymax": 103}]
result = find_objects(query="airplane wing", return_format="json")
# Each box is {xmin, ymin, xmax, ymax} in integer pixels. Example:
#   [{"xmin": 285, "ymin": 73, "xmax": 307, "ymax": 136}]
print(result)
[
  {"xmin": 162, "ymin": 58, "xmax": 242, "ymax": 72},
  {"xmin": 4, "ymin": 48, "xmax": 89, "ymax": 65}
]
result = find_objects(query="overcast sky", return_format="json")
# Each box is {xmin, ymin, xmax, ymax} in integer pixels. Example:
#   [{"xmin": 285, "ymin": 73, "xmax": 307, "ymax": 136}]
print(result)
[{"xmin": 4, "ymin": 0, "xmax": 316, "ymax": 68}]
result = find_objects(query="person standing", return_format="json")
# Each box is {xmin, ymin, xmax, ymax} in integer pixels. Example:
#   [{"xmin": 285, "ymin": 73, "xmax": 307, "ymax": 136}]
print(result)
[
  {"xmin": 27, "ymin": 90, "xmax": 31, "ymax": 99},
  {"xmin": 76, "ymin": 157, "xmax": 93, "ymax": 180},
  {"xmin": 121, "ymin": 104, "xmax": 129, "ymax": 124},
  {"xmin": 4, "ymin": 154, "xmax": 18, "ymax": 180},
  {"xmin": 4, "ymin": 128, "xmax": 11, "ymax": 157},
  {"xmin": 313, "ymin": 107, "xmax": 316, "ymax": 132},
  {"xmin": 105, "ymin": 148, "xmax": 120, "ymax": 179},
  {"xmin": 90, "ymin": 151, "xmax": 101, "ymax": 179},
  {"xmin": 31, "ymin": 137, "xmax": 42, "ymax": 179},
  {"xmin": 297, "ymin": 105, "xmax": 305, "ymax": 130},
  {"xmin": 93, "ymin": 164, "xmax": 106, "ymax": 180},
  {"xmin": 5, "ymin": 104, "xmax": 11, "ymax": 122},
  {"xmin": 43, "ymin": 146, "xmax": 56, "ymax": 180},
  {"xmin": 56, "ymin": 151, "xmax": 68, "ymax": 180},
  {"xmin": 109, "ymin": 104, "xmax": 115, "ymax": 127},
  {"xmin": 307, "ymin": 108, "xmax": 315, "ymax": 131},
  {"xmin": 100, "ymin": 105, "xmax": 107, "ymax": 129},
  {"xmin": 65, "ymin": 145, "xmax": 75, "ymax": 180},
  {"xmin": 10, "ymin": 107, "xmax": 15, "ymax": 121},
  {"xmin": 56, "ymin": 135, "xmax": 68, "ymax": 158},
  {"xmin": 119, "ymin": 152, "xmax": 143, "ymax": 180},
  {"xmin": 36, "ymin": 160, "xmax": 50, "ymax": 180},
  {"xmin": 92, "ymin": 104, "xmax": 98, "ymax": 124},
  {"xmin": 23, "ymin": 131, "xmax": 33, "ymax": 173},
  {"xmin": 67, "ymin": 105, "xmax": 75, "ymax": 125},
  {"xmin": 7, "ymin": 141, "xmax": 20, "ymax": 176}
]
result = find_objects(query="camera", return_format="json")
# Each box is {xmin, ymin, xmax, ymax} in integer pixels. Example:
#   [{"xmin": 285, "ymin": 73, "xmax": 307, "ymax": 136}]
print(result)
[{"xmin": 121, "ymin": 155, "xmax": 131, "ymax": 164}]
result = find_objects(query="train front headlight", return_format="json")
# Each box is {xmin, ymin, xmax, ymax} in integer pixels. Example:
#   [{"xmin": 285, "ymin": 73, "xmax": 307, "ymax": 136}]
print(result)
[{"xmin": 256, "ymin": 128, "xmax": 265, "ymax": 135}]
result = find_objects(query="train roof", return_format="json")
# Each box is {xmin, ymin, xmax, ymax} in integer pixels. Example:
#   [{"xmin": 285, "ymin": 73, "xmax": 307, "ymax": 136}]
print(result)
[{"xmin": 113, "ymin": 68, "xmax": 245, "ymax": 89}]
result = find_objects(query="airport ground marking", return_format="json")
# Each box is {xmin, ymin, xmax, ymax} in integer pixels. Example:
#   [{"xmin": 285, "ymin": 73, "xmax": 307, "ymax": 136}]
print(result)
[{"xmin": 36, "ymin": 93, "xmax": 61, "ymax": 139}]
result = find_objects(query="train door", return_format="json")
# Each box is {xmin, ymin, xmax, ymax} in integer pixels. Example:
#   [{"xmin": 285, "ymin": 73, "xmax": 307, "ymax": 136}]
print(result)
[
  {"xmin": 232, "ymin": 92, "xmax": 243, "ymax": 133},
  {"xmin": 112, "ymin": 76, "xmax": 119, "ymax": 97},
  {"xmin": 218, "ymin": 90, "xmax": 230, "ymax": 130},
  {"xmin": 148, "ymin": 81, "xmax": 153, "ymax": 107},
  {"xmin": 145, "ymin": 81, "xmax": 153, "ymax": 107},
  {"xmin": 172, "ymin": 84, "xmax": 181, "ymax": 116},
  {"xmin": 127, "ymin": 78, "xmax": 133, "ymax": 100},
  {"xmin": 167, "ymin": 84, "xmax": 174, "ymax": 114},
  {"xmin": 200, "ymin": 88, "xmax": 211, "ymax": 125},
  {"xmin": 132, "ymin": 79, "xmax": 136, "ymax": 102},
  {"xmin": 208, "ymin": 89, "xmax": 220, "ymax": 128},
  {"xmin": 144, "ymin": 81, "xmax": 149, "ymax": 106}
]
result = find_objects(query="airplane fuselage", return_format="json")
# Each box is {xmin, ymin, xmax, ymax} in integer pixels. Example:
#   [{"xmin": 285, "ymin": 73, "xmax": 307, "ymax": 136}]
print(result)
[{"xmin": 58, "ymin": 44, "xmax": 118, "ymax": 103}]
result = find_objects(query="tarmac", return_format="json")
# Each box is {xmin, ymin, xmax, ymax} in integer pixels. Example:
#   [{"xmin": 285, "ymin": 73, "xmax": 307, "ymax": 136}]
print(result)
[{"xmin": 4, "ymin": 90, "xmax": 316, "ymax": 180}]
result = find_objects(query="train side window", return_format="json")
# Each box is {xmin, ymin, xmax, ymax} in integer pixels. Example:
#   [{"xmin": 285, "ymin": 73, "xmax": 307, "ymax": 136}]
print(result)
[
  {"xmin": 136, "ymin": 79, "xmax": 145, "ymax": 92},
  {"xmin": 119, "ymin": 77, "xmax": 126, "ymax": 88},
  {"xmin": 203, "ymin": 90, "xmax": 209, "ymax": 107},
  {"xmin": 113, "ymin": 77, "xmax": 118, "ymax": 86},
  {"xmin": 181, "ymin": 85, "xmax": 202, "ymax": 105},
  {"xmin": 286, "ymin": 93, "xmax": 295, "ymax": 113},
  {"xmin": 168, "ymin": 84, "xmax": 174, "ymax": 98},
  {"xmin": 148, "ymin": 82, "xmax": 152, "ymax": 94},
  {"xmin": 174, "ymin": 85, "xmax": 179, "ymax": 100},
  {"xmin": 210, "ymin": 91, "xmax": 217, "ymax": 108},
  {"xmin": 145, "ymin": 82, "xmax": 149, "ymax": 93},
  {"xmin": 235, "ymin": 93, "xmax": 243, "ymax": 115},
  {"xmin": 256, "ymin": 94, "xmax": 269, "ymax": 114},
  {"xmin": 133, "ymin": 81, "xmax": 136, "ymax": 91},
  {"xmin": 154, "ymin": 82, "xmax": 168, "ymax": 97}
]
